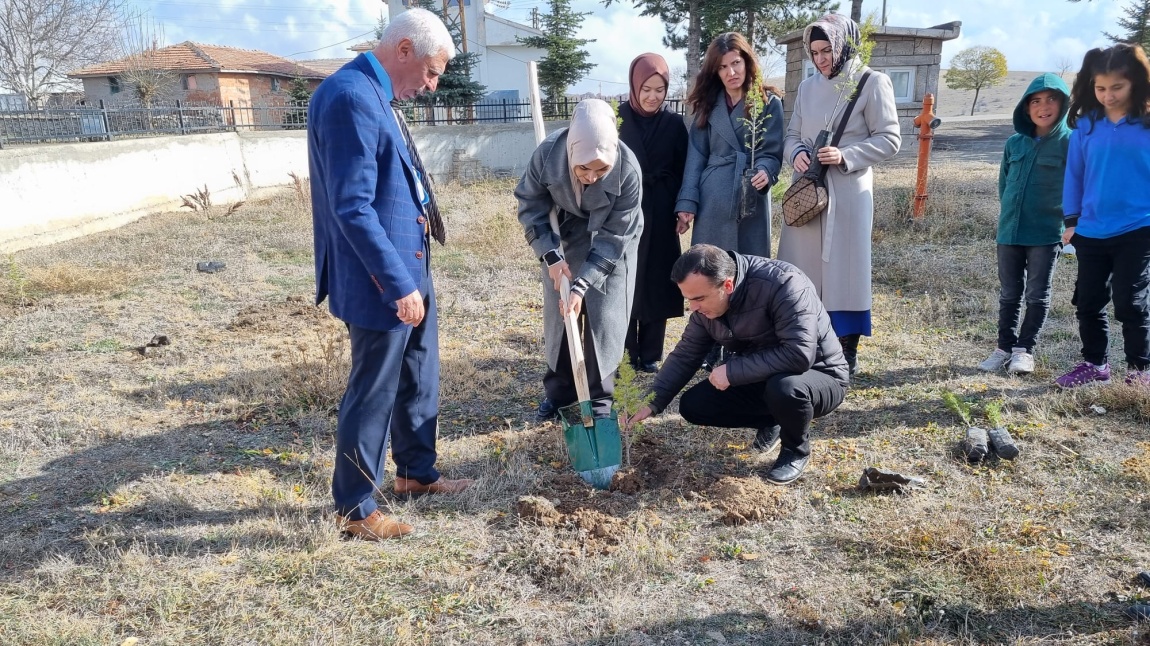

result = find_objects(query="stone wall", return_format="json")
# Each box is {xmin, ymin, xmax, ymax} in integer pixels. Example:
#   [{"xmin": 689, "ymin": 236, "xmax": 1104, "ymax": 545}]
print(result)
[{"xmin": 780, "ymin": 23, "xmax": 960, "ymax": 135}]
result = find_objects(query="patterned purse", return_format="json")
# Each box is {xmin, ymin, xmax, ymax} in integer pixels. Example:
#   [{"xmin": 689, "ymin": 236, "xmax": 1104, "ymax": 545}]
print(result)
[{"xmin": 781, "ymin": 71, "xmax": 871, "ymax": 227}]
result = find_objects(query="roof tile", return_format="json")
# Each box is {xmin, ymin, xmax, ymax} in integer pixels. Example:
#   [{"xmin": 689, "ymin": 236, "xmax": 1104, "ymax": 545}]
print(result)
[{"xmin": 70, "ymin": 41, "xmax": 328, "ymax": 79}]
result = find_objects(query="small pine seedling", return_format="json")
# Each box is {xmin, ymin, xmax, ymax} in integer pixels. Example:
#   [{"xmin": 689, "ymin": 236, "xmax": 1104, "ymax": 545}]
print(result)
[
  {"xmin": 941, "ymin": 390, "xmax": 974, "ymax": 427},
  {"xmin": 614, "ymin": 351, "xmax": 654, "ymax": 467}
]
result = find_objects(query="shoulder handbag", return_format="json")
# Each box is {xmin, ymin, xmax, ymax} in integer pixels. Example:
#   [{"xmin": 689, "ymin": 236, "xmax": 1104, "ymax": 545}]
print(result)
[{"xmin": 781, "ymin": 71, "xmax": 872, "ymax": 227}]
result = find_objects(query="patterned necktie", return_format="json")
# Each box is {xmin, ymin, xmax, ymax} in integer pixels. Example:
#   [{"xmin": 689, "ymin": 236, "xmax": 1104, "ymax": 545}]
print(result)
[{"xmin": 390, "ymin": 99, "xmax": 445, "ymax": 245}]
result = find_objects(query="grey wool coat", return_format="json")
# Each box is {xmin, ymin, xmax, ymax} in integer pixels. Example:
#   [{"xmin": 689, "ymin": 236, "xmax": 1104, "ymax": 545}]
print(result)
[
  {"xmin": 675, "ymin": 90, "xmax": 784, "ymax": 258},
  {"xmin": 778, "ymin": 62, "xmax": 901, "ymax": 314},
  {"xmin": 516, "ymin": 128, "xmax": 644, "ymax": 381}
]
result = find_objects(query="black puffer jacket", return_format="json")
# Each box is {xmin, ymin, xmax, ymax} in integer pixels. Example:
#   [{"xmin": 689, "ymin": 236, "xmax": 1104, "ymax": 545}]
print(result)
[{"xmin": 649, "ymin": 251, "xmax": 849, "ymax": 414}]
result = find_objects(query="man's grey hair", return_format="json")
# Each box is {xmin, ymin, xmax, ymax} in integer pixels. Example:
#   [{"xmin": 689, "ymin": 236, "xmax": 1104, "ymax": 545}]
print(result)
[{"xmin": 382, "ymin": 8, "xmax": 456, "ymax": 60}]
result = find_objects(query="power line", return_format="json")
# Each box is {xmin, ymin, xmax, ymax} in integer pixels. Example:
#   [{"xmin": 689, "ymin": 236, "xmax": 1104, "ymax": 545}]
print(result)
[
  {"xmin": 145, "ymin": 0, "xmax": 373, "ymax": 12},
  {"xmin": 283, "ymin": 29, "xmax": 377, "ymax": 57},
  {"xmin": 155, "ymin": 18, "xmax": 375, "ymax": 30}
]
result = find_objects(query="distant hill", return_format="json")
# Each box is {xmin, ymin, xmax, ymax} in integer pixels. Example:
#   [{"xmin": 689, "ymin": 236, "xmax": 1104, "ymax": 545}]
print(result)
[{"xmin": 936, "ymin": 70, "xmax": 1073, "ymax": 118}]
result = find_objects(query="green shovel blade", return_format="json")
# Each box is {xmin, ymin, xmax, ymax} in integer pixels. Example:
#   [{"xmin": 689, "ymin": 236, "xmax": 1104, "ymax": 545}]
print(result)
[{"xmin": 560, "ymin": 401, "xmax": 622, "ymax": 489}]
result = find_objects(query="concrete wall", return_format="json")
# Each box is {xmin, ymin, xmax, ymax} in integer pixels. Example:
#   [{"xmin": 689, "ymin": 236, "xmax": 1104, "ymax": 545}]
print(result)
[
  {"xmin": 0, "ymin": 121, "xmax": 561, "ymax": 252},
  {"xmin": 0, "ymin": 131, "xmax": 302, "ymax": 253}
]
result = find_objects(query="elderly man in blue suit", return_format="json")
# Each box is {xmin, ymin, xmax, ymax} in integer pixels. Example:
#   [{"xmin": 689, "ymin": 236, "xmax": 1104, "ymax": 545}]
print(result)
[{"xmin": 309, "ymin": 7, "xmax": 473, "ymax": 541}]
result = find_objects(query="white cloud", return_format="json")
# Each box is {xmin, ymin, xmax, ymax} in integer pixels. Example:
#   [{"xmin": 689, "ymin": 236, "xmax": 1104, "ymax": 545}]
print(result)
[
  {"xmin": 572, "ymin": 4, "xmax": 679, "ymax": 95},
  {"xmin": 145, "ymin": 0, "xmax": 1125, "ymax": 85}
]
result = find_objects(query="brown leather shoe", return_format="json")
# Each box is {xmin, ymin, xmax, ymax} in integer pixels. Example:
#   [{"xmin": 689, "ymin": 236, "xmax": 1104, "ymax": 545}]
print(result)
[
  {"xmin": 336, "ymin": 509, "xmax": 412, "ymax": 540},
  {"xmin": 394, "ymin": 476, "xmax": 474, "ymax": 497}
]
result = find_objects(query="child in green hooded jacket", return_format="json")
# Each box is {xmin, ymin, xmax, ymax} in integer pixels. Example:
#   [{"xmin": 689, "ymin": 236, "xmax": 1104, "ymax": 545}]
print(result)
[{"xmin": 978, "ymin": 73, "xmax": 1071, "ymax": 375}]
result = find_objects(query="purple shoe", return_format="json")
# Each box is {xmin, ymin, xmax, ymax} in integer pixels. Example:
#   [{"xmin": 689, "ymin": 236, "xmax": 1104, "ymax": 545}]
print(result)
[
  {"xmin": 1126, "ymin": 369, "xmax": 1150, "ymax": 387},
  {"xmin": 1055, "ymin": 362, "xmax": 1111, "ymax": 388}
]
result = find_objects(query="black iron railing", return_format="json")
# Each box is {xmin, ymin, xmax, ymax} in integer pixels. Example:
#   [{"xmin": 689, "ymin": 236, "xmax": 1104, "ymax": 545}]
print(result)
[{"xmin": 0, "ymin": 97, "xmax": 687, "ymax": 147}]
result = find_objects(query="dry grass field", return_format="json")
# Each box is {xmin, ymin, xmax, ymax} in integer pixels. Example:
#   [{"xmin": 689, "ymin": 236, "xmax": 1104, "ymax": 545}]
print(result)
[
  {"xmin": 2, "ymin": 161, "xmax": 1149, "ymax": 645},
  {"xmin": 936, "ymin": 71, "xmax": 1075, "ymax": 118}
]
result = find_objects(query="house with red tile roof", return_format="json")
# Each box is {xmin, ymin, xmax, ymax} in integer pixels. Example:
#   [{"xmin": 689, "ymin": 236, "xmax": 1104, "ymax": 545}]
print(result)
[{"xmin": 69, "ymin": 42, "xmax": 328, "ymax": 107}]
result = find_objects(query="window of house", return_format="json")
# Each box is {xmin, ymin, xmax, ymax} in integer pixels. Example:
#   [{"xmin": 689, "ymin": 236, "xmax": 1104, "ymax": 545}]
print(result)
[
  {"xmin": 109, "ymin": 77, "xmax": 121, "ymax": 94},
  {"xmin": 271, "ymin": 77, "xmax": 281, "ymax": 92},
  {"xmin": 877, "ymin": 68, "xmax": 914, "ymax": 103},
  {"xmin": 801, "ymin": 61, "xmax": 915, "ymax": 103},
  {"xmin": 182, "ymin": 74, "xmax": 197, "ymax": 91}
]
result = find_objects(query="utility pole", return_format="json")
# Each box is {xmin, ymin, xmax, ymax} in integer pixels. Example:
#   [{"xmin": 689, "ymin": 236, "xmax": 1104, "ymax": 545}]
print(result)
[
  {"xmin": 530, "ymin": 7, "xmax": 540, "ymax": 30},
  {"xmin": 882, "ymin": 0, "xmax": 888, "ymax": 25},
  {"xmin": 457, "ymin": 0, "xmax": 468, "ymax": 53}
]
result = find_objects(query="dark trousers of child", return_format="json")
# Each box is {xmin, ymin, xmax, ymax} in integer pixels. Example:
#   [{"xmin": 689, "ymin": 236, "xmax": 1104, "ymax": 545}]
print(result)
[
  {"xmin": 624, "ymin": 316, "xmax": 667, "ymax": 365},
  {"xmin": 1071, "ymin": 228, "xmax": 1150, "ymax": 370},
  {"xmin": 996, "ymin": 243, "xmax": 1060, "ymax": 353},
  {"xmin": 677, "ymin": 370, "xmax": 846, "ymax": 458}
]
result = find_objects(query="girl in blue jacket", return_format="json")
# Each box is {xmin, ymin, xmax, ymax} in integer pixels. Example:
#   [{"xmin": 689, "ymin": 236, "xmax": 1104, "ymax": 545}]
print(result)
[{"xmin": 1055, "ymin": 43, "xmax": 1150, "ymax": 388}]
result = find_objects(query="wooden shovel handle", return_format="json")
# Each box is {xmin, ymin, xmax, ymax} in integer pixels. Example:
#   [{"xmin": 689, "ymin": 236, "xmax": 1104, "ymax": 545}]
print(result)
[{"xmin": 560, "ymin": 275, "xmax": 592, "ymax": 404}]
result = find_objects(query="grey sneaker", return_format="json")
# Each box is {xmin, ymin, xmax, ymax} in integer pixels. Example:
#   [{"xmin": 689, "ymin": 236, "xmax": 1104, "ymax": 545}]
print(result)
[
  {"xmin": 978, "ymin": 348, "xmax": 1010, "ymax": 372},
  {"xmin": 960, "ymin": 426, "xmax": 990, "ymax": 462},
  {"xmin": 1007, "ymin": 348, "xmax": 1034, "ymax": 374}
]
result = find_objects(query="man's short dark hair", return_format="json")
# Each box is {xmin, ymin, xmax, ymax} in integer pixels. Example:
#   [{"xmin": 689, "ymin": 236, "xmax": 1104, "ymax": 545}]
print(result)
[{"xmin": 671, "ymin": 244, "xmax": 736, "ymax": 286}]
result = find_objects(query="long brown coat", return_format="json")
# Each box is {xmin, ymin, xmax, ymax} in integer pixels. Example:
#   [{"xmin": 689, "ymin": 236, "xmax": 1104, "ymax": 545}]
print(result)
[{"xmin": 778, "ymin": 63, "xmax": 901, "ymax": 315}]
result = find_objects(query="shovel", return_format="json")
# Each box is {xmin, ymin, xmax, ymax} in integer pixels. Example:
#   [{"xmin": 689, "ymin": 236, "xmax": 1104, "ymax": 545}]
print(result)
[{"xmin": 556, "ymin": 275, "xmax": 622, "ymax": 489}]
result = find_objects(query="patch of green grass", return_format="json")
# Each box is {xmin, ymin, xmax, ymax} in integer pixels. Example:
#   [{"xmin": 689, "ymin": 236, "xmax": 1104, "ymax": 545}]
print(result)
[
  {"xmin": 257, "ymin": 249, "xmax": 313, "ymax": 266},
  {"xmin": 68, "ymin": 338, "xmax": 126, "ymax": 354}
]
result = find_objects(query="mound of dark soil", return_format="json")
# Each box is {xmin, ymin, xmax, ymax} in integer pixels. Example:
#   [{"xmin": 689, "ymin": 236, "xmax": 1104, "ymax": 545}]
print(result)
[{"xmin": 228, "ymin": 296, "xmax": 332, "ymax": 333}]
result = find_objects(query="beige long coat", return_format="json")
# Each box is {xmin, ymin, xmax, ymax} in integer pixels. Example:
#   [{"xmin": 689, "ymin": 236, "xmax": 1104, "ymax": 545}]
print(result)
[{"xmin": 778, "ymin": 62, "xmax": 901, "ymax": 317}]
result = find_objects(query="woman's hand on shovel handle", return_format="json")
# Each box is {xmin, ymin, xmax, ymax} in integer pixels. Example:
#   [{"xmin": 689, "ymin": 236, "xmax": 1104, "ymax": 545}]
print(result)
[
  {"xmin": 622, "ymin": 405, "xmax": 652, "ymax": 432},
  {"xmin": 561, "ymin": 292, "xmax": 583, "ymax": 318},
  {"xmin": 548, "ymin": 260, "xmax": 572, "ymax": 292}
]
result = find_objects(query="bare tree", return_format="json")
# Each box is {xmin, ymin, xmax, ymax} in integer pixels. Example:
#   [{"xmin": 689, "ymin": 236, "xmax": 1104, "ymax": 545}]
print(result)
[
  {"xmin": 118, "ymin": 14, "xmax": 178, "ymax": 109},
  {"xmin": 0, "ymin": 0, "xmax": 126, "ymax": 106},
  {"xmin": 668, "ymin": 64, "xmax": 688, "ymax": 98},
  {"xmin": 1055, "ymin": 55, "xmax": 1076, "ymax": 79}
]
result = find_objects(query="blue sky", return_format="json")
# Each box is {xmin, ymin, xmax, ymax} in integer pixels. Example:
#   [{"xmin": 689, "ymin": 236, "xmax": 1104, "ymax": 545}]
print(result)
[{"xmin": 137, "ymin": 0, "xmax": 1126, "ymax": 94}]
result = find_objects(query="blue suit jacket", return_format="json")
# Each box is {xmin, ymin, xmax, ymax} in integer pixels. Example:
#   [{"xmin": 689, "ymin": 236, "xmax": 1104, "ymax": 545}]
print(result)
[{"xmin": 308, "ymin": 54, "xmax": 429, "ymax": 332}]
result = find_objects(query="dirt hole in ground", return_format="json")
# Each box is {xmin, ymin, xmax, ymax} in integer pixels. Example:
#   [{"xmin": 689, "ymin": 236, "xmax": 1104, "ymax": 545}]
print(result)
[{"xmin": 228, "ymin": 296, "xmax": 333, "ymax": 333}]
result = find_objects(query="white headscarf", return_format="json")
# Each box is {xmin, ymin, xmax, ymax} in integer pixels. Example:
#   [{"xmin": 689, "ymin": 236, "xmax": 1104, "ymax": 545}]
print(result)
[{"xmin": 566, "ymin": 98, "xmax": 619, "ymax": 207}]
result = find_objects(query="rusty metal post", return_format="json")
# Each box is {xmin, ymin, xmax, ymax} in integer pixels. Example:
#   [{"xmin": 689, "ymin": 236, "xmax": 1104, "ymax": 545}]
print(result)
[{"xmin": 912, "ymin": 93, "xmax": 940, "ymax": 219}]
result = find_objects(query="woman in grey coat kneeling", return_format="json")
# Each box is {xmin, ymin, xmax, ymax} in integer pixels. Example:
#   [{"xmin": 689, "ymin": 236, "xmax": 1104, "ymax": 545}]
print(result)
[
  {"xmin": 675, "ymin": 31, "xmax": 784, "ymax": 259},
  {"xmin": 516, "ymin": 99, "xmax": 644, "ymax": 421}
]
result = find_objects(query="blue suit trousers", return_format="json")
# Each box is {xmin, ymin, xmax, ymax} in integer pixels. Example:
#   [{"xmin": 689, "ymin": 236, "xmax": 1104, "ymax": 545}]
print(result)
[{"xmin": 332, "ymin": 277, "xmax": 440, "ymax": 520}]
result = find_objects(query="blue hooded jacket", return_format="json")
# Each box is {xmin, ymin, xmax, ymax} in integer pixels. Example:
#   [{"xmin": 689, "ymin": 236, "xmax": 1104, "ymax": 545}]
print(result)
[{"xmin": 996, "ymin": 73, "xmax": 1071, "ymax": 245}]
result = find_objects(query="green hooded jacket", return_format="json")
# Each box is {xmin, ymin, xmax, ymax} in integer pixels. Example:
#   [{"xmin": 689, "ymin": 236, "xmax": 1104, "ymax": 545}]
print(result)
[{"xmin": 996, "ymin": 73, "xmax": 1071, "ymax": 245}]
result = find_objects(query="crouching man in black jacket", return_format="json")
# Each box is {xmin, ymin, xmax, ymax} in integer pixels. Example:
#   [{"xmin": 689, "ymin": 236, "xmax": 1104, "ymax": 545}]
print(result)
[{"xmin": 623, "ymin": 244, "xmax": 850, "ymax": 484}]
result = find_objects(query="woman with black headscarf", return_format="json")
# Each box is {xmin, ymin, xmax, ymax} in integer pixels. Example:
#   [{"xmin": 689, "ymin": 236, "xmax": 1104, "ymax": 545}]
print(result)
[
  {"xmin": 618, "ymin": 53, "xmax": 689, "ymax": 372},
  {"xmin": 779, "ymin": 14, "xmax": 901, "ymax": 376}
]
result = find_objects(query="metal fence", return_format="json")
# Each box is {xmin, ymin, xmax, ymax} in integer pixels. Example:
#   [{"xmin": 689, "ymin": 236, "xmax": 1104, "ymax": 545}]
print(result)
[
  {"xmin": 0, "ymin": 97, "xmax": 686, "ymax": 147},
  {"xmin": 401, "ymin": 97, "xmax": 687, "ymax": 125},
  {"xmin": 0, "ymin": 99, "xmax": 308, "ymax": 148}
]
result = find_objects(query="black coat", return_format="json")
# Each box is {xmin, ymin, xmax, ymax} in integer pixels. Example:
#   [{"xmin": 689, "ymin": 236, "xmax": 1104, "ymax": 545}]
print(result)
[
  {"xmin": 619, "ymin": 101, "xmax": 689, "ymax": 321},
  {"xmin": 649, "ymin": 252, "xmax": 849, "ymax": 414}
]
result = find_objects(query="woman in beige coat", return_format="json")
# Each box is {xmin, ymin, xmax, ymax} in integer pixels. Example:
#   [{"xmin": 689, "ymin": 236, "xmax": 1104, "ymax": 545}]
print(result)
[{"xmin": 778, "ymin": 13, "xmax": 901, "ymax": 375}]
